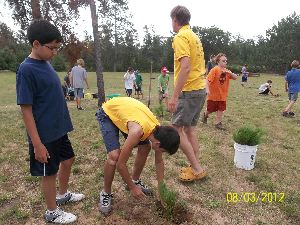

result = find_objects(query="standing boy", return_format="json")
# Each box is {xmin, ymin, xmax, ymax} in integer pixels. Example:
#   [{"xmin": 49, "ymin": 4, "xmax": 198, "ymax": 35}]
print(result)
[
  {"xmin": 158, "ymin": 66, "xmax": 170, "ymax": 106},
  {"xmin": 96, "ymin": 97, "xmax": 180, "ymax": 214},
  {"xmin": 16, "ymin": 20, "xmax": 84, "ymax": 224},
  {"xmin": 70, "ymin": 58, "xmax": 89, "ymax": 110},
  {"xmin": 169, "ymin": 5, "xmax": 207, "ymax": 182},
  {"xmin": 202, "ymin": 53, "xmax": 237, "ymax": 130},
  {"xmin": 282, "ymin": 60, "xmax": 300, "ymax": 117},
  {"xmin": 135, "ymin": 70, "xmax": 144, "ymax": 99},
  {"xmin": 124, "ymin": 67, "xmax": 135, "ymax": 97},
  {"xmin": 241, "ymin": 64, "xmax": 249, "ymax": 86}
]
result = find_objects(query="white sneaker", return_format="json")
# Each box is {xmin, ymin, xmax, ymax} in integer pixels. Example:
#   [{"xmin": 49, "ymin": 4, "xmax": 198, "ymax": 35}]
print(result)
[
  {"xmin": 99, "ymin": 191, "xmax": 113, "ymax": 215},
  {"xmin": 56, "ymin": 191, "xmax": 85, "ymax": 206},
  {"xmin": 44, "ymin": 208, "xmax": 77, "ymax": 224}
]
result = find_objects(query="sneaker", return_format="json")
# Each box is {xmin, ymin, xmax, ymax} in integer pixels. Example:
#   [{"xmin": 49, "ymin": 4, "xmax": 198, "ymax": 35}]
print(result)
[
  {"xmin": 282, "ymin": 111, "xmax": 293, "ymax": 117},
  {"xmin": 77, "ymin": 107, "xmax": 84, "ymax": 110},
  {"xmin": 134, "ymin": 179, "xmax": 154, "ymax": 196},
  {"xmin": 201, "ymin": 112, "xmax": 208, "ymax": 124},
  {"xmin": 44, "ymin": 208, "xmax": 77, "ymax": 224},
  {"xmin": 56, "ymin": 191, "xmax": 85, "ymax": 206},
  {"xmin": 99, "ymin": 191, "xmax": 113, "ymax": 215},
  {"xmin": 289, "ymin": 112, "xmax": 295, "ymax": 116},
  {"xmin": 215, "ymin": 122, "xmax": 226, "ymax": 130},
  {"xmin": 125, "ymin": 179, "xmax": 154, "ymax": 196}
]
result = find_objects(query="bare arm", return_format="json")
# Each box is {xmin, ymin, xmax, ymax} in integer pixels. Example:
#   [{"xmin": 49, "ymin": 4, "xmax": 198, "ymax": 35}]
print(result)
[
  {"xmin": 116, "ymin": 122, "xmax": 145, "ymax": 199},
  {"xmin": 285, "ymin": 81, "xmax": 288, "ymax": 92},
  {"xmin": 168, "ymin": 57, "xmax": 190, "ymax": 112},
  {"xmin": 20, "ymin": 105, "xmax": 49, "ymax": 163},
  {"xmin": 70, "ymin": 73, "xmax": 73, "ymax": 87}
]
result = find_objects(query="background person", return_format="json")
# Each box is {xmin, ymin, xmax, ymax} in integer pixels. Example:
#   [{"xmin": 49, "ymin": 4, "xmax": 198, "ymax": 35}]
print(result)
[
  {"xmin": 206, "ymin": 54, "xmax": 215, "ymax": 75},
  {"xmin": 202, "ymin": 53, "xmax": 238, "ymax": 130},
  {"xmin": 259, "ymin": 80, "xmax": 276, "ymax": 96},
  {"xmin": 124, "ymin": 67, "xmax": 135, "ymax": 97},
  {"xmin": 282, "ymin": 60, "xmax": 300, "ymax": 117},
  {"xmin": 134, "ymin": 70, "xmax": 144, "ymax": 99},
  {"xmin": 169, "ymin": 5, "xmax": 207, "ymax": 182},
  {"xmin": 70, "ymin": 58, "xmax": 89, "ymax": 110},
  {"xmin": 241, "ymin": 64, "xmax": 249, "ymax": 86},
  {"xmin": 158, "ymin": 66, "xmax": 170, "ymax": 106}
]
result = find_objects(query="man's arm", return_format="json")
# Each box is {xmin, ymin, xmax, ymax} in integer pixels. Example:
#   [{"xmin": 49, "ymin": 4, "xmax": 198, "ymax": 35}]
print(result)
[
  {"xmin": 20, "ymin": 105, "xmax": 49, "ymax": 163},
  {"xmin": 116, "ymin": 122, "xmax": 145, "ymax": 199},
  {"xmin": 70, "ymin": 72, "xmax": 73, "ymax": 87},
  {"xmin": 168, "ymin": 56, "xmax": 190, "ymax": 112}
]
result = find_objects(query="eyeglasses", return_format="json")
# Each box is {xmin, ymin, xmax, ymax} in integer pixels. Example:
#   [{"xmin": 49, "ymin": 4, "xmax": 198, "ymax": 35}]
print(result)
[{"xmin": 42, "ymin": 45, "xmax": 62, "ymax": 52}]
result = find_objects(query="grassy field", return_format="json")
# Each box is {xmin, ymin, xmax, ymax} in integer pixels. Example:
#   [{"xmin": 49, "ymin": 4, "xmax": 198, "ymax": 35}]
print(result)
[{"xmin": 0, "ymin": 71, "xmax": 299, "ymax": 225}]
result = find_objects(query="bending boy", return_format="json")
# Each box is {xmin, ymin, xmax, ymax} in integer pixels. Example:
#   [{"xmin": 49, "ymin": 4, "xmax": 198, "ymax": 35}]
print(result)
[{"xmin": 95, "ymin": 97, "xmax": 180, "ymax": 214}]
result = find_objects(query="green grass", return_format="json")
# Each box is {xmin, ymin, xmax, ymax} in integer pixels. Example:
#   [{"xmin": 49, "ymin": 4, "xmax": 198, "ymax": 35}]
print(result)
[{"xmin": 0, "ymin": 71, "xmax": 300, "ymax": 224}]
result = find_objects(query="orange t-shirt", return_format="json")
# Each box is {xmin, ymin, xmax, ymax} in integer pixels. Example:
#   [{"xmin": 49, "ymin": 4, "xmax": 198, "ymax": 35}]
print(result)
[{"xmin": 206, "ymin": 66, "xmax": 233, "ymax": 101}]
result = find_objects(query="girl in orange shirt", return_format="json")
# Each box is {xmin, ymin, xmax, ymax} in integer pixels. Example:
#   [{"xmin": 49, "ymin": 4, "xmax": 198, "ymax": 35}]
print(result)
[{"xmin": 202, "ymin": 53, "xmax": 237, "ymax": 130}]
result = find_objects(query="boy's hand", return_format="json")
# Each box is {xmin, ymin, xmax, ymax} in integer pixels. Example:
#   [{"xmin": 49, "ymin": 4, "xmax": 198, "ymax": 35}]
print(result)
[
  {"xmin": 34, "ymin": 143, "xmax": 50, "ymax": 163},
  {"xmin": 131, "ymin": 186, "xmax": 146, "ymax": 199}
]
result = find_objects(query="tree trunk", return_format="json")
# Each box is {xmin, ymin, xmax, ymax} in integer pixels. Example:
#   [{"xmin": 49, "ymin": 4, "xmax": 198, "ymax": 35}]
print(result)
[
  {"xmin": 113, "ymin": 7, "xmax": 117, "ymax": 72},
  {"xmin": 31, "ymin": 0, "xmax": 42, "ymax": 19},
  {"xmin": 89, "ymin": 0, "xmax": 105, "ymax": 106}
]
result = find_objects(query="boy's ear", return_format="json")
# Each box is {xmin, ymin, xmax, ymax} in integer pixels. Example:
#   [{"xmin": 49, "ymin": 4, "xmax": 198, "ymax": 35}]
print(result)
[{"xmin": 32, "ymin": 40, "xmax": 41, "ymax": 48}]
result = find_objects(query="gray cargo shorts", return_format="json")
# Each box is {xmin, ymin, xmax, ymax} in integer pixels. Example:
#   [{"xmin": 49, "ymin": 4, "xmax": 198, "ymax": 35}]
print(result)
[{"xmin": 171, "ymin": 89, "xmax": 206, "ymax": 126}]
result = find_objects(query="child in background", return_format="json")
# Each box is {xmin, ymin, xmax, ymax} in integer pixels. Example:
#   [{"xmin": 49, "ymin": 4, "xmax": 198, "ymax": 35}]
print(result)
[
  {"xmin": 202, "ymin": 53, "xmax": 238, "ymax": 130},
  {"xmin": 134, "ymin": 70, "xmax": 143, "ymax": 99},
  {"xmin": 282, "ymin": 60, "xmax": 300, "ymax": 117},
  {"xmin": 241, "ymin": 64, "xmax": 249, "ymax": 86},
  {"xmin": 259, "ymin": 80, "xmax": 276, "ymax": 96},
  {"xmin": 158, "ymin": 66, "xmax": 170, "ymax": 106}
]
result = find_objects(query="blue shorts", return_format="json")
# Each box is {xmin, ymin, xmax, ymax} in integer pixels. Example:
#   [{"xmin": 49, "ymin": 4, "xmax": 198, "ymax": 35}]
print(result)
[
  {"xmin": 74, "ymin": 88, "xmax": 84, "ymax": 98},
  {"xmin": 95, "ymin": 107, "xmax": 149, "ymax": 153},
  {"xmin": 288, "ymin": 93, "xmax": 298, "ymax": 101},
  {"xmin": 242, "ymin": 76, "xmax": 248, "ymax": 82},
  {"xmin": 125, "ymin": 89, "xmax": 132, "ymax": 96},
  {"xmin": 29, "ymin": 134, "xmax": 75, "ymax": 176}
]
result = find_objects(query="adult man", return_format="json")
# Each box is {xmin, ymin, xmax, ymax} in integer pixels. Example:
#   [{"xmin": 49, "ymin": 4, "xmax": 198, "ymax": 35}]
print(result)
[
  {"xmin": 70, "ymin": 59, "xmax": 89, "ymax": 110},
  {"xmin": 124, "ymin": 67, "xmax": 135, "ymax": 97},
  {"xmin": 168, "ymin": 5, "xmax": 207, "ymax": 182},
  {"xmin": 95, "ymin": 97, "xmax": 180, "ymax": 214}
]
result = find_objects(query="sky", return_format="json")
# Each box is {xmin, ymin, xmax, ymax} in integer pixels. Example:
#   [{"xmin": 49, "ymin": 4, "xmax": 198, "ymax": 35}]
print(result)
[{"xmin": 1, "ymin": 0, "xmax": 299, "ymax": 41}]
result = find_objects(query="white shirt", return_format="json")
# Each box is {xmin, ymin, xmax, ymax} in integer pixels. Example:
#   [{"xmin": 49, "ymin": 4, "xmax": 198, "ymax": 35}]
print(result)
[
  {"xmin": 259, "ymin": 83, "xmax": 271, "ymax": 92},
  {"xmin": 124, "ymin": 72, "xmax": 135, "ymax": 89}
]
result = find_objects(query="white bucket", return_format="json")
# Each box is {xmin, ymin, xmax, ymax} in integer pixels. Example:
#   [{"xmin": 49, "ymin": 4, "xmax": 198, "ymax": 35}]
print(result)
[{"xmin": 234, "ymin": 143, "xmax": 258, "ymax": 170}]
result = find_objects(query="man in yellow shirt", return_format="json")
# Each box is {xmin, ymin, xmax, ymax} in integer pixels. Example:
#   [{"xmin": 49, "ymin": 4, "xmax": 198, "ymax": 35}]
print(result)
[
  {"xmin": 169, "ymin": 5, "xmax": 207, "ymax": 182},
  {"xmin": 95, "ymin": 97, "xmax": 180, "ymax": 214}
]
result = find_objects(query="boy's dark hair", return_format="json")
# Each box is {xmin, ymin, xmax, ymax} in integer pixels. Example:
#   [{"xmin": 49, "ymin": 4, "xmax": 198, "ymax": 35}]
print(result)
[
  {"xmin": 153, "ymin": 126, "xmax": 180, "ymax": 155},
  {"xmin": 267, "ymin": 80, "xmax": 272, "ymax": 83},
  {"xmin": 170, "ymin": 5, "xmax": 191, "ymax": 26},
  {"xmin": 27, "ymin": 19, "xmax": 62, "ymax": 46},
  {"xmin": 291, "ymin": 60, "xmax": 299, "ymax": 68}
]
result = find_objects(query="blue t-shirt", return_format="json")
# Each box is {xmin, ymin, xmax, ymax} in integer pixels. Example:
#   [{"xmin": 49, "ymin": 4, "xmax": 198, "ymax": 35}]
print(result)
[
  {"xmin": 16, "ymin": 57, "xmax": 73, "ymax": 144},
  {"xmin": 285, "ymin": 68, "xmax": 300, "ymax": 93}
]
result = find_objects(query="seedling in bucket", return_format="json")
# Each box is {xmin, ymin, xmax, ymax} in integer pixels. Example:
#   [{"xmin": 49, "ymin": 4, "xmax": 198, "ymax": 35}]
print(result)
[{"xmin": 233, "ymin": 125, "xmax": 264, "ymax": 170}]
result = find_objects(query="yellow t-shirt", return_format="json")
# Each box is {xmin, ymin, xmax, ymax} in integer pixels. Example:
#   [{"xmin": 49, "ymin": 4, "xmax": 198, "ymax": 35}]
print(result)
[
  {"xmin": 172, "ymin": 25, "xmax": 206, "ymax": 91},
  {"xmin": 102, "ymin": 97, "xmax": 160, "ymax": 141}
]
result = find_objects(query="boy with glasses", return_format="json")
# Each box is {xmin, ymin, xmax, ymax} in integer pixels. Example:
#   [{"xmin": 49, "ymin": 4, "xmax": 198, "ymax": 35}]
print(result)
[{"xmin": 16, "ymin": 19, "xmax": 84, "ymax": 224}]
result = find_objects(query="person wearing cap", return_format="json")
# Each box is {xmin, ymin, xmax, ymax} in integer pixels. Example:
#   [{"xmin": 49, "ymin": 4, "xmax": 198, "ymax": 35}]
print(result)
[
  {"xmin": 169, "ymin": 5, "xmax": 207, "ymax": 182},
  {"xmin": 158, "ymin": 66, "xmax": 170, "ymax": 106}
]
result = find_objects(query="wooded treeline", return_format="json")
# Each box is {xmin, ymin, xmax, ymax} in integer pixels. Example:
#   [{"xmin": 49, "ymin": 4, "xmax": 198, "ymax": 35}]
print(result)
[{"xmin": 1, "ymin": 0, "xmax": 299, "ymax": 74}]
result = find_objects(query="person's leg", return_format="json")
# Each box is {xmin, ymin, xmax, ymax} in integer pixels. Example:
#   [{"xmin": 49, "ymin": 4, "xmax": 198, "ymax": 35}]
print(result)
[
  {"xmin": 131, "ymin": 144, "xmax": 151, "ymax": 180},
  {"xmin": 184, "ymin": 126, "xmax": 200, "ymax": 161},
  {"xmin": 215, "ymin": 110, "xmax": 224, "ymax": 124},
  {"xmin": 173, "ymin": 125, "xmax": 203, "ymax": 174},
  {"xmin": 103, "ymin": 149, "xmax": 120, "ymax": 193},
  {"xmin": 58, "ymin": 157, "xmax": 74, "ymax": 195},
  {"xmin": 42, "ymin": 175, "xmax": 57, "ymax": 210},
  {"xmin": 284, "ymin": 100, "xmax": 295, "ymax": 113}
]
